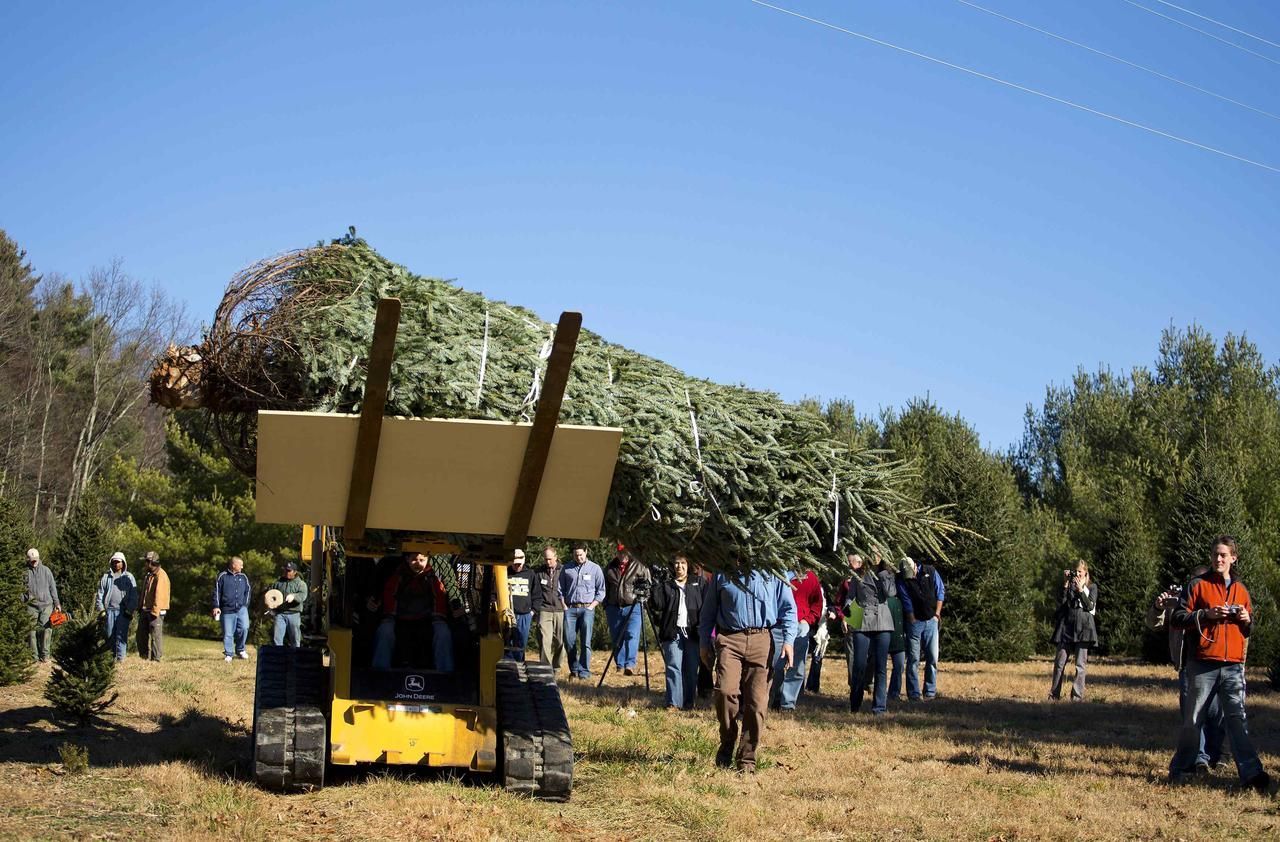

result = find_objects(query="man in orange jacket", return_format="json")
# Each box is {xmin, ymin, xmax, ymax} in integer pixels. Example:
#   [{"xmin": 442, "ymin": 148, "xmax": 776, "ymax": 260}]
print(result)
[{"xmin": 1168, "ymin": 535, "xmax": 1269, "ymax": 793}]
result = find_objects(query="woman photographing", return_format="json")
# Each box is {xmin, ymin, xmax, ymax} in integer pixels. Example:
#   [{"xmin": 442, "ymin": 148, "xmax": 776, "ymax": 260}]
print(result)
[{"xmin": 1049, "ymin": 560, "xmax": 1098, "ymax": 700}]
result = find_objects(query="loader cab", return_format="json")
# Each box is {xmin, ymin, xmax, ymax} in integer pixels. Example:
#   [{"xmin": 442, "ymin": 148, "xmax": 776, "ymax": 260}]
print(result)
[{"xmin": 336, "ymin": 541, "xmax": 497, "ymax": 706}]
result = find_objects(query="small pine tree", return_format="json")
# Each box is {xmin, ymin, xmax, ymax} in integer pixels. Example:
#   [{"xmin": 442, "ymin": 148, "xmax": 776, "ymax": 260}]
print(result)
[
  {"xmin": 0, "ymin": 495, "xmax": 35, "ymax": 686},
  {"xmin": 1165, "ymin": 450, "xmax": 1252, "ymax": 584},
  {"xmin": 1092, "ymin": 506, "xmax": 1159, "ymax": 656},
  {"xmin": 44, "ymin": 615, "xmax": 117, "ymax": 720},
  {"xmin": 50, "ymin": 496, "xmax": 113, "ymax": 620}
]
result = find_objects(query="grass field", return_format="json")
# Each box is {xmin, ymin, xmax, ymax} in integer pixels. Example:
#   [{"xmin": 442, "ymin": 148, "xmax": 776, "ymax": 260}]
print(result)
[{"xmin": 1, "ymin": 637, "xmax": 1278, "ymax": 841}]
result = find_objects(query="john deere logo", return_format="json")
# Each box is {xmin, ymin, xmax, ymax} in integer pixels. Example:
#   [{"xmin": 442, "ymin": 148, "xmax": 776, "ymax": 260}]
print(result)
[{"xmin": 405, "ymin": 675, "xmax": 425, "ymax": 692}]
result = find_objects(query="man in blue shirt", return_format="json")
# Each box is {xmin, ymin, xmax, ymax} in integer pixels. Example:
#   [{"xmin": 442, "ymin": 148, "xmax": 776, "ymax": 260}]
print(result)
[
  {"xmin": 212, "ymin": 556, "xmax": 252, "ymax": 663},
  {"xmin": 699, "ymin": 568, "xmax": 797, "ymax": 773},
  {"xmin": 559, "ymin": 546, "xmax": 605, "ymax": 679},
  {"xmin": 898, "ymin": 557, "xmax": 946, "ymax": 699}
]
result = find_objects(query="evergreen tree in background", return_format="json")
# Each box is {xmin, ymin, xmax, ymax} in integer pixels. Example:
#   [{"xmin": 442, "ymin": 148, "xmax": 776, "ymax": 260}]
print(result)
[
  {"xmin": 1091, "ymin": 504, "xmax": 1159, "ymax": 656},
  {"xmin": 1165, "ymin": 449, "xmax": 1280, "ymax": 671},
  {"xmin": 44, "ymin": 614, "xmax": 116, "ymax": 720},
  {"xmin": 880, "ymin": 399, "xmax": 1039, "ymax": 661},
  {"xmin": 0, "ymin": 495, "xmax": 36, "ymax": 686},
  {"xmin": 50, "ymin": 496, "xmax": 113, "ymax": 619},
  {"xmin": 98, "ymin": 413, "xmax": 298, "ymax": 638},
  {"xmin": 1166, "ymin": 450, "xmax": 1252, "ymax": 584}
]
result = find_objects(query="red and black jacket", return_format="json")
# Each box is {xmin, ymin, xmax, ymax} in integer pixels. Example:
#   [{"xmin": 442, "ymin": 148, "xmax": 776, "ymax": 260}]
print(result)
[{"xmin": 1173, "ymin": 571, "xmax": 1252, "ymax": 664}]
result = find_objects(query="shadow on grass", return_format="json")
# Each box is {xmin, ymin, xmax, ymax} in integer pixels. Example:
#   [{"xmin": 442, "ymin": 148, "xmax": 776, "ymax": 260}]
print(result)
[
  {"xmin": 1090, "ymin": 672, "xmax": 1180, "ymax": 692},
  {"xmin": 0, "ymin": 704, "xmax": 250, "ymax": 779},
  {"xmin": 559, "ymin": 679, "xmax": 667, "ymax": 710}
]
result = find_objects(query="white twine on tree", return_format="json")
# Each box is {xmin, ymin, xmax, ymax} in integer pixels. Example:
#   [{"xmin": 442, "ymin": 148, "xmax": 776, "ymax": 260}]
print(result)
[
  {"xmin": 828, "ymin": 457, "xmax": 841, "ymax": 552},
  {"xmin": 685, "ymin": 387, "xmax": 734, "ymax": 543},
  {"xmin": 651, "ymin": 503, "xmax": 661, "ymax": 522},
  {"xmin": 474, "ymin": 308, "xmax": 490, "ymax": 408},
  {"xmin": 685, "ymin": 388, "xmax": 705, "ymax": 475},
  {"xmin": 518, "ymin": 332, "xmax": 555, "ymax": 420}
]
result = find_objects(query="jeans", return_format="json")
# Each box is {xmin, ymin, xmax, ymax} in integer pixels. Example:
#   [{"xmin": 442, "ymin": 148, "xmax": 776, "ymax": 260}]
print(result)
[
  {"xmin": 273, "ymin": 612, "xmax": 302, "ymax": 646},
  {"xmin": 605, "ymin": 603, "xmax": 643, "ymax": 670},
  {"xmin": 372, "ymin": 617, "xmax": 454, "ymax": 671},
  {"xmin": 888, "ymin": 649, "xmax": 905, "ymax": 699},
  {"xmin": 104, "ymin": 608, "xmax": 131, "ymax": 660},
  {"xmin": 220, "ymin": 606, "xmax": 249, "ymax": 657},
  {"xmin": 906, "ymin": 617, "xmax": 939, "ymax": 699},
  {"xmin": 660, "ymin": 630, "xmax": 700, "ymax": 708},
  {"xmin": 1050, "ymin": 645, "xmax": 1088, "ymax": 700},
  {"xmin": 564, "ymin": 606, "xmax": 595, "ymax": 677},
  {"xmin": 1177, "ymin": 667, "xmax": 1225, "ymax": 767},
  {"xmin": 770, "ymin": 621, "xmax": 810, "ymax": 710},
  {"xmin": 1169, "ymin": 659, "xmax": 1263, "ymax": 783},
  {"xmin": 506, "ymin": 611, "xmax": 532, "ymax": 661},
  {"xmin": 848, "ymin": 631, "xmax": 890, "ymax": 713},
  {"xmin": 27, "ymin": 604, "xmax": 52, "ymax": 661}
]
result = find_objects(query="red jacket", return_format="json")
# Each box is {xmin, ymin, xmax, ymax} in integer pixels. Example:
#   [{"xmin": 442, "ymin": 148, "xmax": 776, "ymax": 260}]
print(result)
[
  {"xmin": 789, "ymin": 570, "xmax": 824, "ymax": 626},
  {"xmin": 1175, "ymin": 572, "xmax": 1252, "ymax": 664},
  {"xmin": 382, "ymin": 565, "xmax": 448, "ymax": 621}
]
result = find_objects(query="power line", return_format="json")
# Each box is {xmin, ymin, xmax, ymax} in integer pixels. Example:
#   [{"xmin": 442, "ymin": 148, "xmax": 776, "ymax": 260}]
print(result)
[
  {"xmin": 748, "ymin": 0, "xmax": 1280, "ymax": 175},
  {"xmin": 1120, "ymin": 0, "xmax": 1280, "ymax": 68},
  {"xmin": 1149, "ymin": 0, "xmax": 1280, "ymax": 52},
  {"xmin": 954, "ymin": 0, "xmax": 1280, "ymax": 123}
]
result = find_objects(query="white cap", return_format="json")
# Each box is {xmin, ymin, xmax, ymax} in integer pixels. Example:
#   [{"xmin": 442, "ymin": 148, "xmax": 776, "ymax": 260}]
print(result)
[
  {"xmin": 111, "ymin": 551, "xmax": 126, "ymax": 562},
  {"xmin": 901, "ymin": 556, "xmax": 917, "ymax": 578},
  {"xmin": 26, "ymin": 548, "xmax": 39, "ymax": 561}
]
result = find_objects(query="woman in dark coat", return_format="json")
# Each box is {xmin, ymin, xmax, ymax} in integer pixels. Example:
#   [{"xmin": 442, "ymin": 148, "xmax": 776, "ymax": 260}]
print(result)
[
  {"xmin": 647, "ymin": 554, "xmax": 704, "ymax": 710},
  {"xmin": 1049, "ymin": 559, "xmax": 1098, "ymax": 700}
]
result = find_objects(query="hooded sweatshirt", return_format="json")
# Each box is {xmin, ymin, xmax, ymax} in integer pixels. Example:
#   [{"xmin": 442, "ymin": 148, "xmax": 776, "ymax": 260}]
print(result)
[{"xmin": 96, "ymin": 562, "xmax": 138, "ymax": 613}]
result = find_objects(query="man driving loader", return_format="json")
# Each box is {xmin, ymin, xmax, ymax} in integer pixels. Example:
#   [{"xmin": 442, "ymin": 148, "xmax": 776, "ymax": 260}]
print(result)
[{"xmin": 371, "ymin": 552, "xmax": 458, "ymax": 671}]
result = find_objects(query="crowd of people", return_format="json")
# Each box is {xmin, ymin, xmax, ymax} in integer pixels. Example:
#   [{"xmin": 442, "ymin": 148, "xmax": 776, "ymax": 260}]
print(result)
[
  {"xmin": 19, "ymin": 548, "xmax": 305, "ymax": 664},
  {"xmin": 502, "ymin": 544, "xmax": 948, "ymax": 772},
  {"xmin": 505, "ymin": 536, "xmax": 1269, "ymax": 791},
  {"xmin": 16, "ymin": 532, "xmax": 1269, "ymax": 792}
]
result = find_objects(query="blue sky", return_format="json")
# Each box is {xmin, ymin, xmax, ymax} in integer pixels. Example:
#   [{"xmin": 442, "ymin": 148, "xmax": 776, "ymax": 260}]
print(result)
[{"xmin": 3, "ymin": 0, "xmax": 1278, "ymax": 450}]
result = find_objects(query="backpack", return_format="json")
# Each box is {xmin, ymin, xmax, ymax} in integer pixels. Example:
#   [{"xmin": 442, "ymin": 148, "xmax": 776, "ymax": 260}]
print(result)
[{"xmin": 914, "ymin": 566, "xmax": 938, "ymax": 620}]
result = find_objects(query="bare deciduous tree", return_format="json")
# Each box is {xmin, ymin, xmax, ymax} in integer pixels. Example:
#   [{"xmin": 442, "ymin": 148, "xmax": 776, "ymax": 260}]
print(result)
[{"xmin": 64, "ymin": 260, "xmax": 189, "ymax": 515}]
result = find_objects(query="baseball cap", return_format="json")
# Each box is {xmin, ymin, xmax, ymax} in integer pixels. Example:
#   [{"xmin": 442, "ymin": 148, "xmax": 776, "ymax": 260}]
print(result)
[
  {"xmin": 26, "ymin": 548, "xmax": 39, "ymax": 561},
  {"xmin": 284, "ymin": 561, "xmax": 298, "ymax": 572}
]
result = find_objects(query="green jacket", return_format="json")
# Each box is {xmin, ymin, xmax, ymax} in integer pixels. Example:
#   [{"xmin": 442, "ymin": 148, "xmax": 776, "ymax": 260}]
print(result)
[
  {"xmin": 888, "ymin": 595, "xmax": 906, "ymax": 654},
  {"xmin": 273, "ymin": 576, "xmax": 309, "ymax": 614}
]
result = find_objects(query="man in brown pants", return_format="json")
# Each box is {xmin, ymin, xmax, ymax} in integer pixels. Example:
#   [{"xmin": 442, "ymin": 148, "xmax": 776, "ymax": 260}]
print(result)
[
  {"xmin": 699, "ymin": 568, "xmax": 797, "ymax": 773},
  {"xmin": 137, "ymin": 551, "xmax": 170, "ymax": 661}
]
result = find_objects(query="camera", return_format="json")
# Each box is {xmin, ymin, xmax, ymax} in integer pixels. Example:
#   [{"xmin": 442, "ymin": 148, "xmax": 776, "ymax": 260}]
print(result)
[
  {"xmin": 1226, "ymin": 604, "xmax": 1243, "ymax": 616},
  {"xmin": 632, "ymin": 578, "xmax": 652, "ymax": 602}
]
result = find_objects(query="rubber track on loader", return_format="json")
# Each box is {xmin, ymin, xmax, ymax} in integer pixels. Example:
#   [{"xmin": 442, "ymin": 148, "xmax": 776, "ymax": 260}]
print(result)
[
  {"xmin": 496, "ymin": 661, "xmax": 573, "ymax": 801},
  {"xmin": 253, "ymin": 645, "xmax": 327, "ymax": 792}
]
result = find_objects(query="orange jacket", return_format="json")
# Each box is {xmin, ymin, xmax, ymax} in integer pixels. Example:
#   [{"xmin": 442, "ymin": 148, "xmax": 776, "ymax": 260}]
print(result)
[
  {"xmin": 141, "ymin": 567, "xmax": 171, "ymax": 614},
  {"xmin": 1174, "ymin": 573, "xmax": 1251, "ymax": 664}
]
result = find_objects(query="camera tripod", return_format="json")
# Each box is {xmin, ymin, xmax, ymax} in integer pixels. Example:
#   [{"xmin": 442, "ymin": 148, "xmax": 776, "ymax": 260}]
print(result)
[{"xmin": 596, "ymin": 599, "xmax": 651, "ymax": 691}]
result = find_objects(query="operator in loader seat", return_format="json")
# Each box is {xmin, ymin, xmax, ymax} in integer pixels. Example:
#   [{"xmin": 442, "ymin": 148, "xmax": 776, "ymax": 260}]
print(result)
[{"xmin": 371, "ymin": 552, "xmax": 456, "ymax": 672}]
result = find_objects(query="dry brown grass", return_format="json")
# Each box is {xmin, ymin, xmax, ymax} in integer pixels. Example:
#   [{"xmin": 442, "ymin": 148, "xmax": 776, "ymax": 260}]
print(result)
[{"xmin": 2, "ymin": 638, "xmax": 1278, "ymax": 840}]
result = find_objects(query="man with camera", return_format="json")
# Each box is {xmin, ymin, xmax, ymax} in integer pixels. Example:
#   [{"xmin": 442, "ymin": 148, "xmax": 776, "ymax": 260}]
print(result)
[
  {"xmin": 604, "ymin": 548, "xmax": 652, "ymax": 677},
  {"xmin": 1168, "ymin": 536, "xmax": 1269, "ymax": 794},
  {"xmin": 1147, "ymin": 565, "xmax": 1224, "ymax": 774}
]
